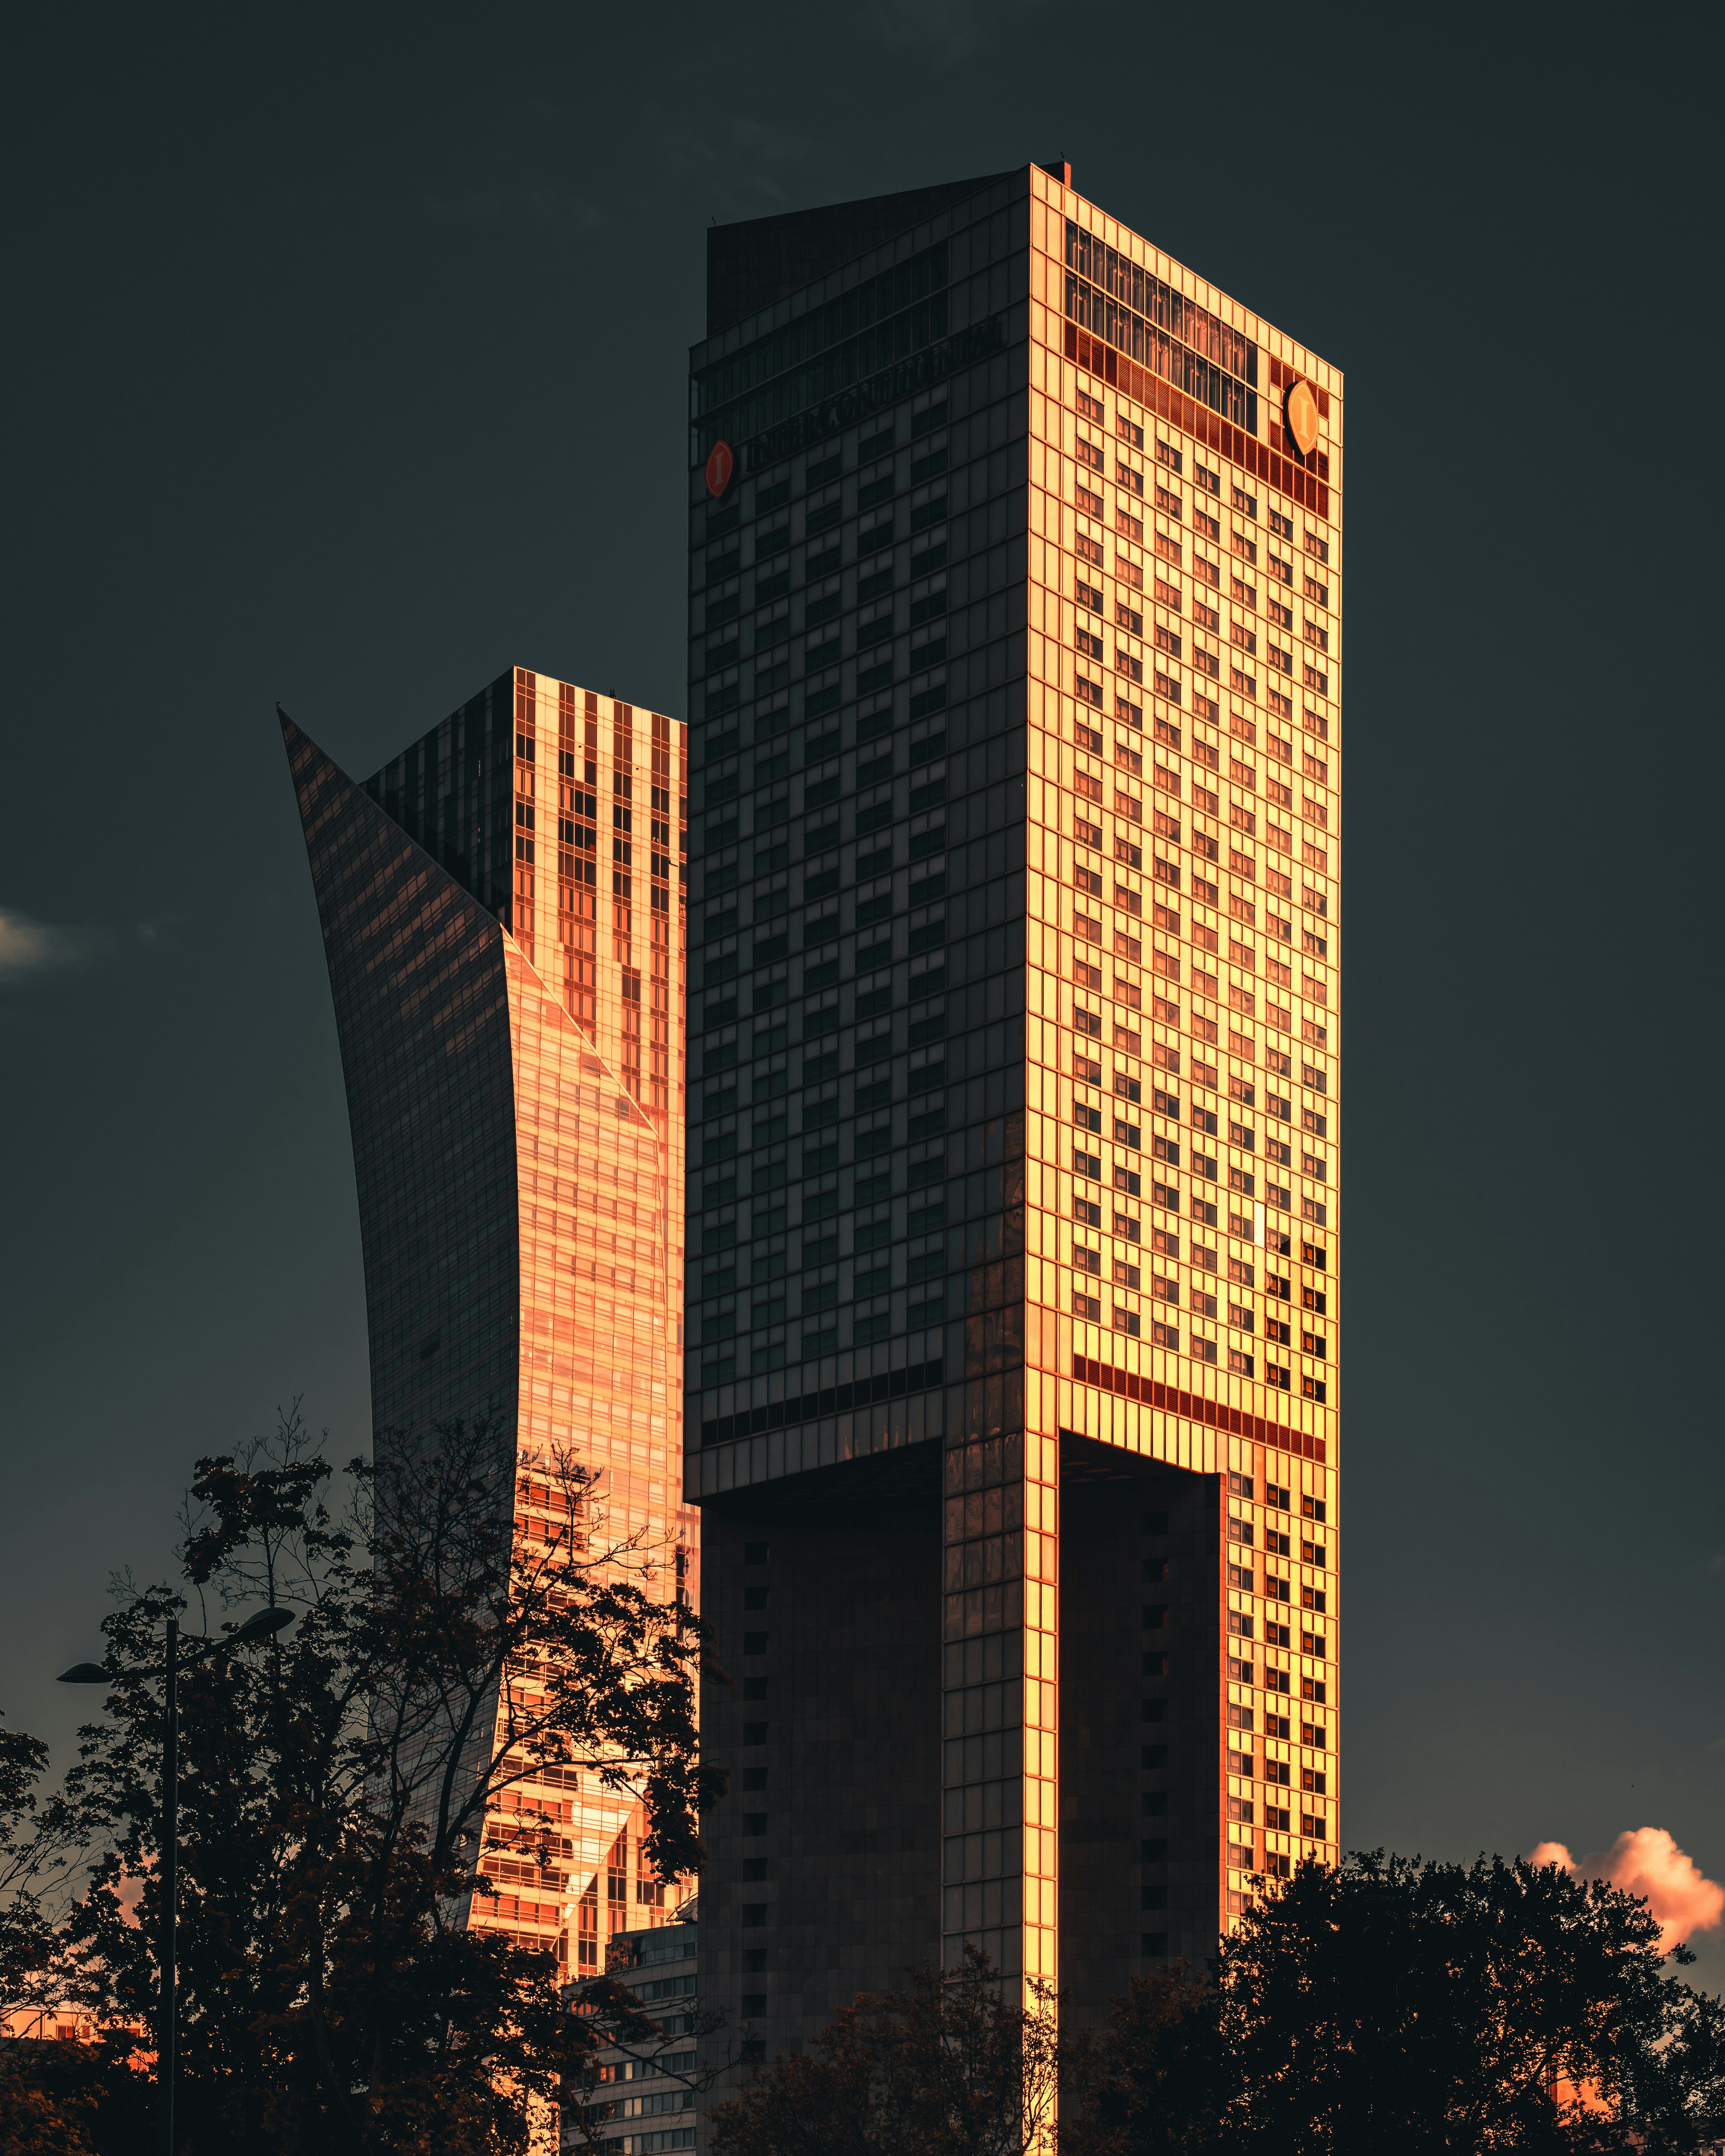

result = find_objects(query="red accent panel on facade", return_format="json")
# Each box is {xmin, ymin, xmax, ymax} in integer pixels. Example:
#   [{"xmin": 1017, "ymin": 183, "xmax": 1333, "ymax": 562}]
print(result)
[
  {"xmin": 1063, "ymin": 320, "xmax": 1331, "ymax": 517},
  {"xmin": 1070, "ymin": 1355, "xmax": 1326, "ymax": 1464}
]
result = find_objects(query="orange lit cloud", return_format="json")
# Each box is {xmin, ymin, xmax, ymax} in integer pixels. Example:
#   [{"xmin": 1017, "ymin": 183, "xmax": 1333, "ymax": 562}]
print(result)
[{"xmin": 1529, "ymin": 1828, "xmax": 1725, "ymax": 1951}]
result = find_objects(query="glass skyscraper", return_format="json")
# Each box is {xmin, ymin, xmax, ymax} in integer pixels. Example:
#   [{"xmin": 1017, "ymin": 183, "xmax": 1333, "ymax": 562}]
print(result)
[
  {"xmin": 283, "ymin": 667, "xmax": 692, "ymax": 1979},
  {"xmin": 685, "ymin": 163, "xmax": 1340, "ymax": 2067}
]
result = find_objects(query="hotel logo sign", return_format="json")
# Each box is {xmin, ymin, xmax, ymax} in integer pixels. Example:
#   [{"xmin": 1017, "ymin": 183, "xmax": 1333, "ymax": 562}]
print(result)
[
  {"xmin": 704, "ymin": 440, "xmax": 735, "ymax": 499},
  {"xmin": 1284, "ymin": 377, "xmax": 1321, "ymax": 459}
]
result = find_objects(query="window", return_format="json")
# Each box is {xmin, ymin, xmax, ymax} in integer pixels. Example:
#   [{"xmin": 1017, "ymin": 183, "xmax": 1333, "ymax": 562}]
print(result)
[
  {"xmin": 1117, "ymin": 602, "xmax": 1143, "ymax": 634},
  {"xmin": 1076, "ymin": 577, "xmax": 1104, "ymax": 611},
  {"xmin": 1301, "ymin": 1495, "xmax": 1327, "ymax": 1522},
  {"xmin": 1073, "ymin": 1245, "xmax": 1101, "ymax": 1274},
  {"xmin": 1077, "ymin": 389, "xmax": 1105, "ymax": 423},
  {"xmin": 1073, "ymin": 1194, "xmax": 1101, "ymax": 1226},
  {"xmin": 1073, "ymin": 1290, "xmax": 1101, "ymax": 1320},
  {"xmin": 1074, "ymin": 1006, "xmax": 1101, "ymax": 1036},
  {"xmin": 1075, "ymin": 438, "xmax": 1105, "ymax": 473}
]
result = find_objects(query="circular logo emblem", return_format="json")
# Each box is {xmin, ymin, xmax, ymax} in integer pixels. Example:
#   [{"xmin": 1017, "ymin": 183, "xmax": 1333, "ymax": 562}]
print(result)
[
  {"xmin": 704, "ymin": 440, "xmax": 735, "ymax": 500},
  {"xmin": 1284, "ymin": 379, "xmax": 1321, "ymax": 460}
]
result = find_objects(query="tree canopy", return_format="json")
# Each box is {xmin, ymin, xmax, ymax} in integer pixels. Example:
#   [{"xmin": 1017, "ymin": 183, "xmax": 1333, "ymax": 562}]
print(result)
[
  {"xmin": 12, "ymin": 1411, "xmax": 715, "ymax": 2154},
  {"xmin": 1064, "ymin": 1852, "xmax": 1725, "ymax": 2156},
  {"xmin": 706, "ymin": 1944, "xmax": 1058, "ymax": 2156}
]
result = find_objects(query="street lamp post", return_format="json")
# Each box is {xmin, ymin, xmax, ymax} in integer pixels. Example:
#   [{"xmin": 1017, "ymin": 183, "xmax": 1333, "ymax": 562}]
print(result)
[{"xmin": 59, "ymin": 1604, "xmax": 295, "ymax": 2155}]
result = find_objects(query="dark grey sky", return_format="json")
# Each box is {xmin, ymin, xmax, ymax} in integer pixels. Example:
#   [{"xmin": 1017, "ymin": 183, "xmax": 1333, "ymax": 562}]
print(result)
[{"xmin": 3, "ymin": 2, "xmax": 1720, "ymax": 1978}]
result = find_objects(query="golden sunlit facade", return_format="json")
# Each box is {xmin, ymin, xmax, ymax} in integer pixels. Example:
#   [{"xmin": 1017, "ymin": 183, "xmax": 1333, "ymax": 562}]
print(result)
[
  {"xmin": 284, "ymin": 669, "xmax": 694, "ymax": 1981},
  {"xmin": 1023, "ymin": 166, "xmax": 1340, "ymax": 1965}
]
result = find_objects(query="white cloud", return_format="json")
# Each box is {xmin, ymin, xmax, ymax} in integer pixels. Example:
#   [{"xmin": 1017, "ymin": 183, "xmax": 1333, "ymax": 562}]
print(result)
[
  {"xmin": 1530, "ymin": 1829, "xmax": 1725, "ymax": 1951},
  {"xmin": 0, "ymin": 910, "xmax": 97, "ymax": 978}
]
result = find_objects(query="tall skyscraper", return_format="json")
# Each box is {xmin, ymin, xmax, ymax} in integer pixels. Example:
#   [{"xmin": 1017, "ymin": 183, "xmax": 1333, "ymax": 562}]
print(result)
[
  {"xmin": 685, "ymin": 164, "xmax": 1339, "ymax": 2061},
  {"xmin": 282, "ymin": 667, "xmax": 693, "ymax": 1979}
]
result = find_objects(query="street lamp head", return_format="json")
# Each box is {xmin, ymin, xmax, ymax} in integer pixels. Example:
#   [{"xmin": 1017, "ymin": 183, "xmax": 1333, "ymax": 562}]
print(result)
[
  {"xmin": 231, "ymin": 1606, "xmax": 296, "ymax": 1644},
  {"xmin": 57, "ymin": 1663, "xmax": 108, "ymax": 1684}
]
